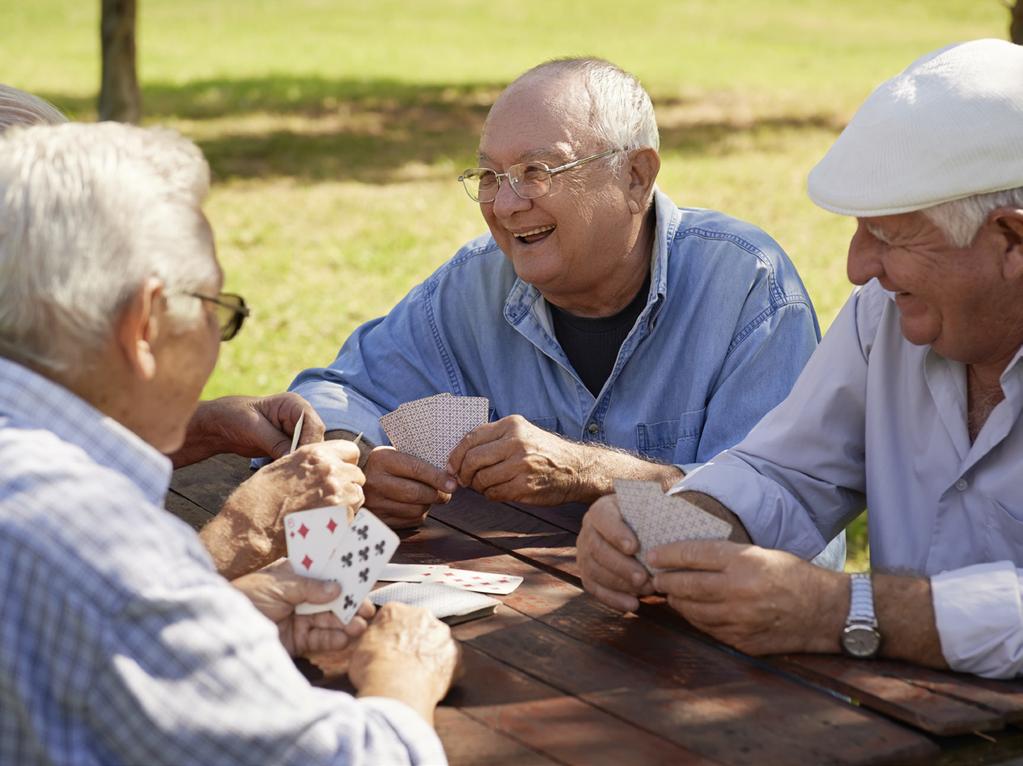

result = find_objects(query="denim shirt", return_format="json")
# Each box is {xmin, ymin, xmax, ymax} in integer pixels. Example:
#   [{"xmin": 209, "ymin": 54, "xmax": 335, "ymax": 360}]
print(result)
[{"xmin": 291, "ymin": 190, "xmax": 821, "ymax": 470}]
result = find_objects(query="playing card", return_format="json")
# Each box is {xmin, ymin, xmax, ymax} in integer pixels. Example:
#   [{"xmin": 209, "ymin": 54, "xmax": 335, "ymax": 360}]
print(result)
[
  {"xmin": 297, "ymin": 508, "xmax": 400, "ymax": 624},
  {"xmin": 425, "ymin": 566, "xmax": 523, "ymax": 595},
  {"xmin": 379, "ymin": 563, "xmax": 450, "ymax": 582},
  {"xmin": 284, "ymin": 505, "xmax": 349, "ymax": 578},
  {"xmin": 289, "ymin": 411, "xmax": 305, "ymax": 454},
  {"xmin": 614, "ymin": 479, "xmax": 732, "ymax": 573},
  {"xmin": 379, "ymin": 394, "xmax": 489, "ymax": 469},
  {"xmin": 370, "ymin": 581, "xmax": 500, "ymax": 624}
]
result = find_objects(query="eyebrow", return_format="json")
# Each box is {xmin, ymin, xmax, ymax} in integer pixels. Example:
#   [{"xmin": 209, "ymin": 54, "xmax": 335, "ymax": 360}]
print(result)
[
  {"xmin": 864, "ymin": 222, "xmax": 895, "ymax": 244},
  {"xmin": 477, "ymin": 147, "xmax": 572, "ymax": 166}
]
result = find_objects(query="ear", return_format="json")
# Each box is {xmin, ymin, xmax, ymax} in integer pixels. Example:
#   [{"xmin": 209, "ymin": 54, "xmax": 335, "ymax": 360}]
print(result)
[
  {"xmin": 625, "ymin": 147, "xmax": 660, "ymax": 215},
  {"xmin": 114, "ymin": 277, "xmax": 165, "ymax": 382},
  {"xmin": 989, "ymin": 207, "xmax": 1023, "ymax": 281}
]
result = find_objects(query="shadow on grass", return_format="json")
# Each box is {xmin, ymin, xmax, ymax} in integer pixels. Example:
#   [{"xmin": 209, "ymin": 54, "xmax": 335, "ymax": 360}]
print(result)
[{"xmin": 37, "ymin": 75, "xmax": 845, "ymax": 185}]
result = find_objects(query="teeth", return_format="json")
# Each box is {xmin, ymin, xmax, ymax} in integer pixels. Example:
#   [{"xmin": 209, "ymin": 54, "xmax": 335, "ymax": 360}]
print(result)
[{"xmin": 514, "ymin": 225, "xmax": 555, "ymax": 239}]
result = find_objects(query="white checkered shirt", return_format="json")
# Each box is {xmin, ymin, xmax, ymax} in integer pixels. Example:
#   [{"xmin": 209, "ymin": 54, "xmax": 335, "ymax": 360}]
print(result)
[{"xmin": 0, "ymin": 358, "xmax": 446, "ymax": 765}]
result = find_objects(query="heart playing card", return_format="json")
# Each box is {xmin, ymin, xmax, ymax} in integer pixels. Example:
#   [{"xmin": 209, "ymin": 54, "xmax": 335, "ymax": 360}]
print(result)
[{"xmin": 422, "ymin": 566, "xmax": 523, "ymax": 595}]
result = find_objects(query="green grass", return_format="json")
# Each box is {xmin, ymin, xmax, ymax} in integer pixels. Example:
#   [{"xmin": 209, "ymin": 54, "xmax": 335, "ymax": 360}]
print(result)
[{"xmin": 0, "ymin": 0, "xmax": 1012, "ymax": 569}]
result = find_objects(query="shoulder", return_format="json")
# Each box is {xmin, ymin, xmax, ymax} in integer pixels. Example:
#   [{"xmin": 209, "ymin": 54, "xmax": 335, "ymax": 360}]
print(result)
[
  {"xmin": 0, "ymin": 428, "xmax": 210, "ymax": 613},
  {"xmin": 669, "ymin": 207, "xmax": 806, "ymax": 297},
  {"xmin": 404, "ymin": 233, "xmax": 518, "ymax": 311}
]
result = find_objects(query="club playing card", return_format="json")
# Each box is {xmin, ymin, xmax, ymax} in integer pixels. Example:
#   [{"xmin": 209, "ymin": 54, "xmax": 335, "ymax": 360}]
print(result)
[
  {"xmin": 370, "ymin": 581, "xmax": 500, "ymax": 625},
  {"xmin": 289, "ymin": 411, "xmax": 305, "ymax": 454},
  {"xmin": 614, "ymin": 479, "xmax": 732, "ymax": 574},
  {"xmin": 284, "ymin": 505, "xmax": 349, "ymax": 578},
  {"xmin": 379, "ymin": 563, "xmax": 450, "ymax": 582},
  {"xmin": 426, "ymin": 567, "xmax": 523, "ymax": 595},
  {"xmin": 296, "ymin": 507, "xmax": 400, "ymax": 624}
]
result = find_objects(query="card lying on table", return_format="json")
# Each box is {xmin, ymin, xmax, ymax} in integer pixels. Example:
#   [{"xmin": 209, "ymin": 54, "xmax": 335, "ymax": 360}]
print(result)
[
  {"xmin": 370, "ymin": 582, "xmax": 500, "ymax": 625},
  {"xmin": 380, "ymin": 393, "xmax": 490, "ymax": 469},
  {"xmin": 418, "ymin": 566, "xmax": 523, "ymax": 595},
  {"xmin": 284, "ymin": 506, "xmax": 399, "ymax": 624},
  {"xmin": 614, "ymin": 479, "xmax": 732, "ymax": 574}
]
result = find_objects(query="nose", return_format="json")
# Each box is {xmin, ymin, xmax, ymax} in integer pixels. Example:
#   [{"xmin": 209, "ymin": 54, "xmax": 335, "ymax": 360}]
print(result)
[
  {"xmin": 489, "ymin": 175, "xmax": 532, "ymax": 219},
  {"xmin": 847, "ymin": 220, "xmax": 885, "ymax": 286}
]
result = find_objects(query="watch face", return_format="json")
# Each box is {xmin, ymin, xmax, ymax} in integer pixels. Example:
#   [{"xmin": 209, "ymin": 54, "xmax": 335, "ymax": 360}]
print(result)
[{"xmin": 842, "ymin": 625, "xmax": 881, "ymax": 658}]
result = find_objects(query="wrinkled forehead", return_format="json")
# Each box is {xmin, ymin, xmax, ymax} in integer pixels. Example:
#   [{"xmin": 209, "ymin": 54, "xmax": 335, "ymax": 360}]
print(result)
[{"xmin": 478, "ymin": 73, "xmax": 596, "ymax": 165}]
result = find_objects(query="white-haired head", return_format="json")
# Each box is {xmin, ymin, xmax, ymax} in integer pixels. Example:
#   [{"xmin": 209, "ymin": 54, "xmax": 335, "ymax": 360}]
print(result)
[
  {"xmin": 499, "ymin": 58, "xmax": 659, "ymax": 173},
  {"xmin": 0, "ymin": 123, "xmax": 218, "ymax": 375},
  {"xmin": 0, "ymin": 84, "xmax": 66, "ymax": 131}
]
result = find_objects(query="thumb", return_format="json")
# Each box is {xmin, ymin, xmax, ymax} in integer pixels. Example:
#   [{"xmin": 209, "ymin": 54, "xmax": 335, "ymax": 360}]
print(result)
[{"xmin": 278, "ymin": 564, "xmax": 342, "ymax": 605}]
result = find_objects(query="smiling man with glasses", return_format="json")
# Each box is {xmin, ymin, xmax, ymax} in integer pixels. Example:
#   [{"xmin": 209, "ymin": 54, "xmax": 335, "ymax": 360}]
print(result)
[{"xmin": 290, "ymin": 58, "xmax": 843, "ymax": 569}]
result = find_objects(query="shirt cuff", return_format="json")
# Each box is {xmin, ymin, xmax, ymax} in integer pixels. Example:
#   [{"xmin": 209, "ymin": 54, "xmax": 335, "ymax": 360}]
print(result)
[
  {"xmin": 357, "ymin": 697, "xmax": 448, "ymax": 765},
  {"xmin": 932, "ymin": 561, "xmax": 1023, "ymax": 679}
]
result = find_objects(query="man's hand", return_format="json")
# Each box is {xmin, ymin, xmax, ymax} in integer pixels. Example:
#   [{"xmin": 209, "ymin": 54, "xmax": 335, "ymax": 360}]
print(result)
[
  {"xmin": 348, "ymin": 602, "xmax": 460, "ymax": 727},
  {"xmin": 578, "ymin": 494, "xmax": 654, "ymax": 612},
  {"xmin": 231, "ymin": 559, "xmax": 375, "ymax": 658},
  {"xmin": 648, "ymin": 540, "xmax": 848, "ymax": 655},
  {"xmin": 362, "ymin": 447, "xmax": 457, "ymax": 529},
  {"xmin": 172, "ymin": 393, "xmax": 325, "ymax": 468},
  {"xmin": 446, "ymin": 415, "xmax": 597, "ymax": 505},
  {"xmin": 201, "ymin": 440, "xmax": 365, "ymax": 579}
]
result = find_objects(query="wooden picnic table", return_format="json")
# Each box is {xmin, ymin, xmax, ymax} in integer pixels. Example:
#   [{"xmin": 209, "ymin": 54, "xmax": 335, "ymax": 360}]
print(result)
[{"xmin": 168, "ymin": 453, "xmax": 1023, "ymax": 765}]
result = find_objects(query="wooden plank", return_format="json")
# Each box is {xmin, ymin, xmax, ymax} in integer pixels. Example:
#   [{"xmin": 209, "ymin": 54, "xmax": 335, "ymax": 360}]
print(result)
[
  {"xmin": 436, "ymin": 707, "xmax": 562, "ymax": 766},
  {"xmin": 507, "ymin": 499, "xmax": 588, "ymax": 535},
  {"xmin": 394, "ymin": 520, "xmax": 937, "ymax": 765},
  {"xmin": 303, "ymin": 642, "xmax": 713, "ymax": 765},
  {"xmin": 164, "ymin": 489, "xmax": 215, "ymax": 530},
  {"xmin": 774, "ymin": 655, "xmax": 1006, "ymax": 736},
  {"xmin": 458, "ymin": 606, "xmax": 937, "ymax": 765},
  {"xmin": 169, "ymin": 452, "xmax": 252, "ymax": 514}
]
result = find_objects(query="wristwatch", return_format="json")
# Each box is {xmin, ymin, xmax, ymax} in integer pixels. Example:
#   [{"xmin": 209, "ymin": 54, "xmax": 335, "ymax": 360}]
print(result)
[{"xmin": 841, "ymin": 573, "xmax": 882, "ymax": 659}]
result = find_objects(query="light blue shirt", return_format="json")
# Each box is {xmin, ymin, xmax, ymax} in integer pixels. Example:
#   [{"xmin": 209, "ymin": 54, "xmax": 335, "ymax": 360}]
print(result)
[
  {"xmin": 0, "ymin": 358, "xmax": 446, "ymax": 766},
  {"xmin": 293, "ymin": 190, "xmax": 822, "ymax": 471},
  {"xmin": 676, "ymin": 280, "xmax": 1023, "ymax": 677}
]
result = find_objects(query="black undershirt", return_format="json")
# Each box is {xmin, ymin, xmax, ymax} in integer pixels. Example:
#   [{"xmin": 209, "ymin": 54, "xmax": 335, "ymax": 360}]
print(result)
[{"xmin": 550, "ymin": 272, "xmax": 651, "ymax": 397}]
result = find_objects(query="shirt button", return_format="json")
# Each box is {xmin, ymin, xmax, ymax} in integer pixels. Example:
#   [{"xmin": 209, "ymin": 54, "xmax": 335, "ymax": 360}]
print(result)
[
  {"xmin": 955, "ymin": 478, "xmax": 968, "ymax": 491},
  {"xmin": 587, "ymin": 422, "xmax": 599, "ymax": 435}
]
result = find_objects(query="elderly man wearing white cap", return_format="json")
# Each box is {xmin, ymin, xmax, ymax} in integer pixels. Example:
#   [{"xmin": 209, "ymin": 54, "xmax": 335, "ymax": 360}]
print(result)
[{"xmin": 578, "ymin": 38, "xmax": 1023, "ymax": 678}]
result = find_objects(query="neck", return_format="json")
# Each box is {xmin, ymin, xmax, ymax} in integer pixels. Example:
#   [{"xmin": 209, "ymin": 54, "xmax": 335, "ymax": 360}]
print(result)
[
  {"xmin": 966, "ymin": 359, "xmax": 1012, "ymax": 442},
  {"xmin": 545, "ymin": 208, "xmax": 656, "ymax": 317}
]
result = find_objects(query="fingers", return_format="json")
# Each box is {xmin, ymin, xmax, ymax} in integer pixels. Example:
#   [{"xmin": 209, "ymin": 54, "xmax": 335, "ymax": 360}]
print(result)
[
  {"xmin": 363, "ymin": 448, "xmax": 455, "ymax": 527},
  {"xmin": 647, "ymin": 539, "xmax": 741, "ymax": 572},
  {"xmin": 446, "ymin": 420, "xmax": 506, "ymax": 475},
  {"xmin": 299, "ymin": 439, "xmax": 361, "ymax": 467},
  {"xmin": 582, "ymin": 527, "xmax": 649, "ymax": 591},
  {"xmin": 369, "ymin": 448, "xmax": 457, "ymax": 493},
  {"xmin": 652, "ymin": 570, "xmax": 728, "ymax": 602},
  {"xmin": 578, "ymin": 496, "xmax": 650, "ymax": 613},
  {"xmin": 588, "ymin": 496, "xmax": 640, "ymax": 556},
  {"xmin": 586, "ymin": 579, "xmax": 641, "ymax": 613}
]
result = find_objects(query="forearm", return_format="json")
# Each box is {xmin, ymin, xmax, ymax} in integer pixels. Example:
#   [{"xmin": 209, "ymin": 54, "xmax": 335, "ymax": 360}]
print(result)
[
  {"xmin": 873, "ymin": 574, "xmax": 947, "ymax": 668},
  {"xmin": 199, "ymin": 499, "xmax": 275, "ymax": 580},
  {"xmin": 574, "ymin": 446, "xmax": 684, "ymax": 503}
]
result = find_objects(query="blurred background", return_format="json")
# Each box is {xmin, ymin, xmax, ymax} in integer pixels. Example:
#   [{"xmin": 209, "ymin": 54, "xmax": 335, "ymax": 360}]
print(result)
[{"xmin": 1, "ymin": 0, "xmax": 1014, "ymax": 565}]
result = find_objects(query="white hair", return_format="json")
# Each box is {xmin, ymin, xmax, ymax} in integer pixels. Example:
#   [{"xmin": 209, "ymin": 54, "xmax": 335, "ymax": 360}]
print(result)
[
  {"xmin": 923, "ymin": 186, "xmax": 1023, "ymax": 248},
  {"xmin": 0, "ymin": 84, "xmax": 67, "ymax": 130},
  {"xmin": 0, "ymin": 123, "xmax": 217, "ymax": 374},
  {"xmin": 514, "ymin": 58, "xmax": 659, "ymax": 172}
]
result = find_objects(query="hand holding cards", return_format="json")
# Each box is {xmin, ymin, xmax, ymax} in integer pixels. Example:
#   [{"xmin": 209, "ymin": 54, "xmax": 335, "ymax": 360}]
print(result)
[
  {"xmin": 285, "ymin": 506, "xmax": 399, "ymax": 623},
  {"xmin": 614, "ymin": 479, "xmax": 732, "ymax": 573}
]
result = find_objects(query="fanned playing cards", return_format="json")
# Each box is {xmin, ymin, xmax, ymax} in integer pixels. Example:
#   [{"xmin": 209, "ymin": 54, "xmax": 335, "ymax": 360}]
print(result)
[
  {"xmin": 614, "ymin": 479, "xmax": 732, "ymax": 574},
  {"xmin": 380, "ymin": 393, "xmax": 489, "ymax": 468},
  {"xmin": 370, "ymin": 581, "xmax": 501, "ymax": 625},
  {"xmin": 284, "ymin": 506, "xmax": 399, "ymax": 624}
]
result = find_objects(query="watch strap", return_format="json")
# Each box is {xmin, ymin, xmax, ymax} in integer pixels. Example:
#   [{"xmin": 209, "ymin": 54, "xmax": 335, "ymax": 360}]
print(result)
[{"xmin": 847, "ymin": 572, "xmax": 877, "ymax": 627}]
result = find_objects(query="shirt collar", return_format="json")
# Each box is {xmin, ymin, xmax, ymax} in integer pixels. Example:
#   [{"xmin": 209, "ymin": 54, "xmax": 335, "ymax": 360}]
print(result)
[
  {"xmin": 503, "ymin": 187, "xmax": 678, "ymax": 323},
  {"xmin": 0, "ymin": 357, "xmax": 171, "ymax": 505}
]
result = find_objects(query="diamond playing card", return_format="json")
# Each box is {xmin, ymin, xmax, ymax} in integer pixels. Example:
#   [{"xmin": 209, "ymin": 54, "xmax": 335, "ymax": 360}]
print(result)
[
  {"xmin": 423, "ymin": 566, "xmax": 523, "ymax": 595},
  {"xmin": 370, "ymin": 581, "xmax": 500, "ymax": 625},
  {"xmin": 614, "ymin": 479, "xmax": 732, "ymax": 574},
  {"xmin": 284, "ymin": 506, "xmax": 349, "ymax": 578},
  {"xmin": 287, "ymin": 507, "xmax": 399, "ymax": 624}
]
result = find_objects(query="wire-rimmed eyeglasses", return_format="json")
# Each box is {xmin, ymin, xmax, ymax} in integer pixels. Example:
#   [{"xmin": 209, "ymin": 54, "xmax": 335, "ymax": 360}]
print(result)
[
  {"xmin": 458, "ymin": 147, "xmax": 622, "ymax": 203},
  {"xmin": 189, "ymin": 291, "xmax": 249, "ymax": 341}
]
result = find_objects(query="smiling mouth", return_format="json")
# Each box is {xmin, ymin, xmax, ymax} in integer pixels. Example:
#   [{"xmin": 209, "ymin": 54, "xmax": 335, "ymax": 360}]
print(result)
[{"xmin": 513, "ymin": 225, "xmax": 555, "ymax": 244}]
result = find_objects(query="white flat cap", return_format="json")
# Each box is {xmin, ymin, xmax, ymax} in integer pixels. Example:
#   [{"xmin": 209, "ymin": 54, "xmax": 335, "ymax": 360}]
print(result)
[{"xmin": 808, "ymin": 39, "xmax": 1023, "ymax": 217}]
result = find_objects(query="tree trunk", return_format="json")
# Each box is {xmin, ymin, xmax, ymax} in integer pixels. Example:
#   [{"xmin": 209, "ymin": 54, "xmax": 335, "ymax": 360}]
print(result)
[
  {"xmin": 99, "ymin": 0, "xmax": 141, "ymax": 123},
  {"xmin": 1012, "ymin": 1, "xmax": 1023, "ymax": 45}
]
